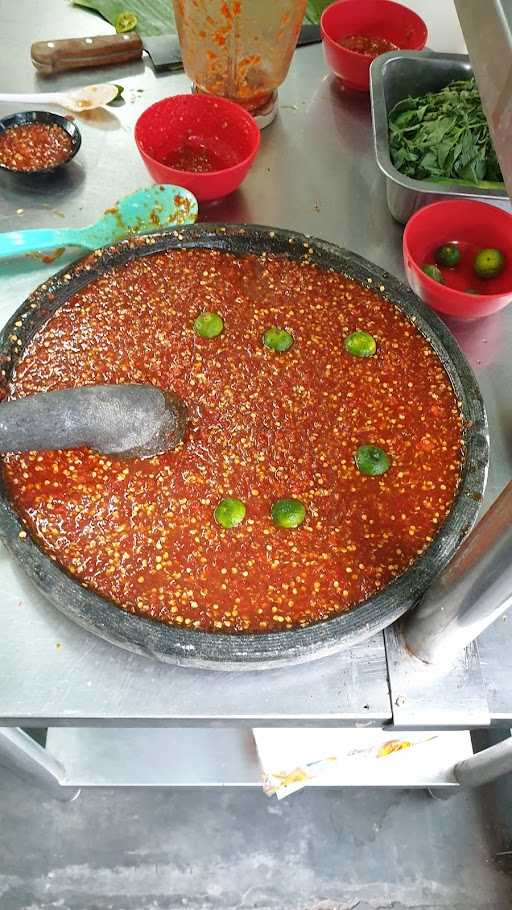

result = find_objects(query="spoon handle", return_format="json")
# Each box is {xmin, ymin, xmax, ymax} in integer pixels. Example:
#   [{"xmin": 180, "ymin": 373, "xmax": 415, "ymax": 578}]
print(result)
[
  {"xmin": 0, "ymin": 228, "xmax": 86, "ymax": 258},
  {"xmin": 0, "ymin": 92, "xmax": 62, "ymax": 104}
]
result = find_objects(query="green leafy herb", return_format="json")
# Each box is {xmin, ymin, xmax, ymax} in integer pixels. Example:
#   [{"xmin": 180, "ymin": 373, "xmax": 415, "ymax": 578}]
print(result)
[{"xmin": 388, "ymin": 77, "xmax": 504, "ymax": 188}]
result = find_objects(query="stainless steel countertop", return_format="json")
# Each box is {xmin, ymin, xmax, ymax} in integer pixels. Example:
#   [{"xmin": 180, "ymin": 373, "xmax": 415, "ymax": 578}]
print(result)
[{"xmin": 0, "ymin": 0, "xmax": 509, "ymax": 726}]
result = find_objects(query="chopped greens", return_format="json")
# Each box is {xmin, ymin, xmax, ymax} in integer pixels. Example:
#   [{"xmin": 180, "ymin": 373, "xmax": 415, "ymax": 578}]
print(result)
[{"xmin": 388, "ymin": 77, "xmax": 503, "ymax": 187}]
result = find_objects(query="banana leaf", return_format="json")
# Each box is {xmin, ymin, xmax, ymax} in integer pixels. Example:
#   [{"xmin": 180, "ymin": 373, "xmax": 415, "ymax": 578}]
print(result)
[
  {"xmin": 71, "ymin": 0, "xmax": 331, "ymax": 35},
  {"xmin": 71, "ymin": 0, "xmax": 176, "ymax": 36}
]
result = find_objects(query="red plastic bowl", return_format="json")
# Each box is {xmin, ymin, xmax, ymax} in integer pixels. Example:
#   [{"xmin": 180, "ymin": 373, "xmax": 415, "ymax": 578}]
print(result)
[
  {"xmin": 134, "ymin": 94, "xmax": 260, "ymax": 203},
  {"xmin": 403, "ymin": 200, "xmax": 512, "ymax": 320},
  {"xmin": 320, "ymin": 0, "xmax": 427, "ymax": 92}
]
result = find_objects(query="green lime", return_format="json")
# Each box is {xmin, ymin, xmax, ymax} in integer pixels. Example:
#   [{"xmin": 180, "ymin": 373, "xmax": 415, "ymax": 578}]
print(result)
[
  {"xmin": 355, "ymin": 444, "xmax": 391, "ymax": 477},
  {"xmin": 263, "ymin": 327, "xmax": 293, "ymax": 352},
  {"xmin": 107, "ymin": 84, "xmax": 125, "ymax": 105},
  {"xmin": 271, "ymin": 497, "xmax": 306, "ymax": 528},
  {"xmin": 422, "ymin": 264, "xmax": 444, "ymax": 284},
  {"xmin": 435, "ymin": 244, "xmax": 460, "ymax": 268},
  {"xmin": 344, "ymin": 330, "xmax": 377, "ymax": 358},
  {"xmin": 194, "ymin": 312, "xmax": 224, "ymax": 338},
  {"xmin": 473, "ymin": 248, "xmax": 506, "ymax": 279},
  {"xmin": 214, "ymin": 497, "xmax": 246, "ymax": 529},
  {"xmin": 115, "ymin": 11, "xmax": 138, "ymax": 32}
]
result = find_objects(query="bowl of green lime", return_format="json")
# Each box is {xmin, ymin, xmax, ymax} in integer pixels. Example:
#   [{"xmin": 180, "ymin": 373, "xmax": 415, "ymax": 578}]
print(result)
[{"xmin": 403, "ymin": 200, "xmax": 512, "ymax": 320}]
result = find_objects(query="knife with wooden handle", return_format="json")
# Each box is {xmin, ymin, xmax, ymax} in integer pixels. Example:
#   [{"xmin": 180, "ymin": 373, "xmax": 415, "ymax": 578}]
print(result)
[
  {"xmin": 31, "ymin": 25, "xmax": 320, "ymax": 76},
  {"xmin": 31, "ymin": 33, "xmax": 146, "ymax": 75}
]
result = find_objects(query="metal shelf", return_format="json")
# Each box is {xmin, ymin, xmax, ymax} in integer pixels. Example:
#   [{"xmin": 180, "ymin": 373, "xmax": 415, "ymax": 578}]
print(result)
[{"xmin": 45, "ymin": 728, "xmax": 473, "ymax": 789}]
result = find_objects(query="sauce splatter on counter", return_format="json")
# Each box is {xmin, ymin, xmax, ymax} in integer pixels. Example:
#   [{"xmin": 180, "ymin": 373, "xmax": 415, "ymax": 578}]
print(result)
[
  {"xmin": 0, "ymin": 122, "xmax": 73, "ymax": 172},
  {"xmin": 3, "ymin": 250, "xmax": 463, "ymax": 633}
]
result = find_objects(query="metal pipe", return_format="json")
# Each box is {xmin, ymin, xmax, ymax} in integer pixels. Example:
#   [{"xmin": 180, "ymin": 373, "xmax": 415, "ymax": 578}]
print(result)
[
  {"xmin": 454, "ymin": 737, "xmax": 512, "ymax": 789},
  {"xmin": 402, "ymin": 481, "xmax": 512, "ymax": 664},
  {"xmin": 0, "ymin": 384, "xmax": 187, "ymax": 458}
]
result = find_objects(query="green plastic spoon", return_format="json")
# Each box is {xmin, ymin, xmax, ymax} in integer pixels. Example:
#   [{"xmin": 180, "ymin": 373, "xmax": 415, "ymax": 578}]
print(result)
[{"xmin": 0, "ymin": 185, "xmax": 198, "ymax": 259}]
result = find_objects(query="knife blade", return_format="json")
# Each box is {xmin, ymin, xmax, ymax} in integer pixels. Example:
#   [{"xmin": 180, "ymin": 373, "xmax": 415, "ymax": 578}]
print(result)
[{"xmin": 31, "ymin": 25, "xmax": 321, "ymax": 76}]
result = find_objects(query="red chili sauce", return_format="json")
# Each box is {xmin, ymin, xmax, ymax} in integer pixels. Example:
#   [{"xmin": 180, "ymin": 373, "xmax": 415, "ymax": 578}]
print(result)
[
  {"xmin": 162, "ymin": 143, "xmax": 232, "ymax": 173},
  {"xmin": 338, "ymin": 34, "xmax": 397, "ymax": 58},
  {"xmin": 0, "ymin": 122, "xmax": 73, "ymax": 172},
  {"xmin": 3, "ymin": 250, "xmax": 463, "ymax": 633}
]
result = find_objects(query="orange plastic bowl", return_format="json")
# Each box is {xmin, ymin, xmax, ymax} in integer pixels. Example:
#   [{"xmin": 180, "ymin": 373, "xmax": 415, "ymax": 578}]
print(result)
[
  {"xmin": 321, "ymin": 0, "xmax": 427, "ymax": 92},
  {"xmin": 135, "ymin": 94, "xmax": 260, "ymax": 203},
  {"xmin": 403, "ymin": 200, "xmax": 512, "ymax": 320}
]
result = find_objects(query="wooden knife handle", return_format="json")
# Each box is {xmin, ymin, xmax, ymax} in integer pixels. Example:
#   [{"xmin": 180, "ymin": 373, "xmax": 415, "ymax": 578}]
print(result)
[{"xmin": 31, "ymin": 33, "xmax": 143, "ymax": 75}]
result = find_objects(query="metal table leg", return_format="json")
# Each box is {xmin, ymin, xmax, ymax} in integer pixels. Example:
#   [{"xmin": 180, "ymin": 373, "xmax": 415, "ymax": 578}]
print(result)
[
  {"xmin": 430, "ymin": 734, "xmax": 512, "ymax": 800},
  {"xmin": 0, "ymin": 727, "xmax": 80, "ymax": 802},
  {"xmin": 455, "ymin": 736, "xmax": 512, "ymax": 788}
]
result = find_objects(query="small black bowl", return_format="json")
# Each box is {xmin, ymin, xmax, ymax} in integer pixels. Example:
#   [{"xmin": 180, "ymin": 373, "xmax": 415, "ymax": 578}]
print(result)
[{"xmin": 0, "ymin": 110, "xmax": 81, "ymax": 178}]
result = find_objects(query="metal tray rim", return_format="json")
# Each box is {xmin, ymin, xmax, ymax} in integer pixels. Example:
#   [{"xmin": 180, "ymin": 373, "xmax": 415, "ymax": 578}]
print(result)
[
  {"xmin": 0, "ymin": 224, "xmax": 489, "ymax": 670},
  {"xmin": 370, "ymin": 49, "xmax": 508, "ymax": 201}
]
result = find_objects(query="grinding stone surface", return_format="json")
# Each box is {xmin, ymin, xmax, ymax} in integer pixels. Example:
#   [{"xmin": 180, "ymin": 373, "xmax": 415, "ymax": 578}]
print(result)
[{"xmin": 0, "ymin": 225, "xmax": 489, "ymax": 668}]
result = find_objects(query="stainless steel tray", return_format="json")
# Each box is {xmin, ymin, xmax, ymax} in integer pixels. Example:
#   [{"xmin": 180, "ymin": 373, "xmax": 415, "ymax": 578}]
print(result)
[{"xmin": 370, "ymin": 50, "xmax": 511, "ymax": 224}]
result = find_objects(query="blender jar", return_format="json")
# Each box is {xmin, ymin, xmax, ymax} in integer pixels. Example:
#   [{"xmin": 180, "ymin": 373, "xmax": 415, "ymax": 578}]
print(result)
[{"xmin": 172, "ymin": 0, "xmax": 307, "ymax": 113}]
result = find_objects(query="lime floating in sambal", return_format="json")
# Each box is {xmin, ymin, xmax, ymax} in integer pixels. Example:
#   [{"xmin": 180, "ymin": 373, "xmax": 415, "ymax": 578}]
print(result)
[
  {"xmin": 355, "ymin": 444, "xmax": 391, "ymax": 477},
  {"xmin": 214, "ymin": 497, "xmax": 246, "ymax": 529},
  {"xmin": 194, "ymin": 312, "xmax": 224, "ymax": 338},
  {"xmin": 344, "ymin": 330, "xmax": 377, "ymax": 358},
  {"xmin": 271, "ymin": 497, "xmax": 306, "ymax": 528},
  {"xmin": 263, "ymin": 327, "xmax": 293, "ymax": 352}
]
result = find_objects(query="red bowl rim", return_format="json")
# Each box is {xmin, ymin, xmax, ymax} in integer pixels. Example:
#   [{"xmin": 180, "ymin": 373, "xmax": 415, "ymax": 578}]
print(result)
[
  {"xmin": 320, "ymin": 0, "xmax": 428, "ymax": 58},
  {"xmin": 403, "ymin": 200, "xmax": 512, "ymax": 301},
  {"xmin": 134, "ymin": 94, "xmax": 261, "ymax": 179}
]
